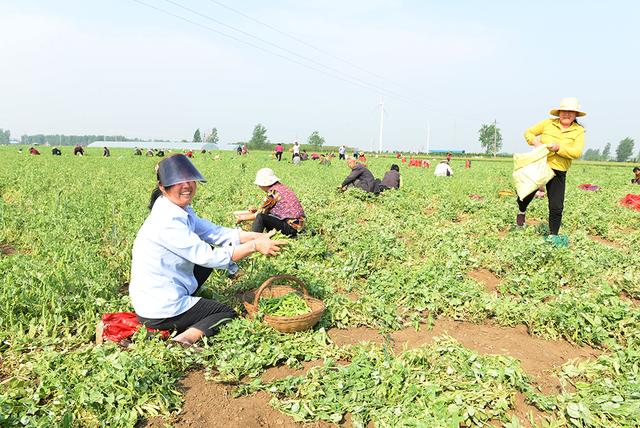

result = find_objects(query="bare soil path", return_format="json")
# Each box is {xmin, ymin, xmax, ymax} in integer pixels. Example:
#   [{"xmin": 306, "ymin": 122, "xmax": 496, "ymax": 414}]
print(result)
[{"xmin": 143, "ymin": 318, "xmax": 600, "ymax": 427}]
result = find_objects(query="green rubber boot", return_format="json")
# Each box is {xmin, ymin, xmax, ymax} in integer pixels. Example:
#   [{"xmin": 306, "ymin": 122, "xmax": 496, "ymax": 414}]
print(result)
[{"xmin": 544, "ymin": 234, "xmax": 569, "ymax": 248}]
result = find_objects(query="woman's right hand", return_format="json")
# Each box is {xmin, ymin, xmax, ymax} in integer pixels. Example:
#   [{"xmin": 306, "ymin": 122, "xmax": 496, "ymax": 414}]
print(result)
[
  {"xmin": 531, "ymin": 136, "xmax": 542, "ymax": 147},
  {"xmin": 254, "ymin": 230, "xmax": 288, "ymax": 256}
]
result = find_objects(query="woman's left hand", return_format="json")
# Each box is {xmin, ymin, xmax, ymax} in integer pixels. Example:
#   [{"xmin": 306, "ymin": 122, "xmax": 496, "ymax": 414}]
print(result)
[{"xmin": 549, "ymin": 143, "xmax": 560, "ymax": 152}]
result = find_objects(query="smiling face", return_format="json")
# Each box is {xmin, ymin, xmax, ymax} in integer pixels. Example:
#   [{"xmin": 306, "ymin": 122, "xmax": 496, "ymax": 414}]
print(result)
[
  {"xmin": 160, "ymin": 181, "xmax": 197, "ymax": 208},
  {"xmin": 558, "ymin": 110, "xmax": 577, "ymax": 128}
]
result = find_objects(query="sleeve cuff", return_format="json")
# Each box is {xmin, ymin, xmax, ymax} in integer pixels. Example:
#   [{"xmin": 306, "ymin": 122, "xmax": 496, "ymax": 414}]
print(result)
[{"xmin": 230, "ymin": 228, "xmax": 241, "ymax": 246}]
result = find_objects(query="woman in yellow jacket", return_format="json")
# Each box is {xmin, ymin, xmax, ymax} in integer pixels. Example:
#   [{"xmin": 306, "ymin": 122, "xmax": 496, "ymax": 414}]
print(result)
[{"xmin": 516, "ymin": 98, "xmax": 585, "ymax": 239}]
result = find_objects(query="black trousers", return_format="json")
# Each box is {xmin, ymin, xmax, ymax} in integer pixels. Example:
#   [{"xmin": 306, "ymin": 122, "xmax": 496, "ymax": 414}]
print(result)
[
  {"xmin": 138, "ymin": 265, "xmax": 237, "ymax": 337},
  {"xmin": 251, "ymin": 213, "xmax": 297, "ymax": 237},
  {"xmin": 275, "ymin": 152, "xmax": 282, "ymax": 161},
  {"xmin": 339, "ymin": 153, "xmax": 345, "ymax": 160},
  {"xmin": 517, "ymin": 169, "xmax": 566, "ymax": 235}
]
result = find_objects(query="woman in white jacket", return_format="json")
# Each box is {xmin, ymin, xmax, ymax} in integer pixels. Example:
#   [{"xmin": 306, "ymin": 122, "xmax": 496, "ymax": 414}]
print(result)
[{"xmin": 129, "ymin": 154, "xmax": 287, "ymax": 347}]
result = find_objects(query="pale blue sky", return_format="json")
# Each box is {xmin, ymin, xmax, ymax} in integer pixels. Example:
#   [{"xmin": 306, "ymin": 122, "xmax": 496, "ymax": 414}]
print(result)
[{"xmin": 1, "ymin": 0, "xmax": 638, "ymax": 153}]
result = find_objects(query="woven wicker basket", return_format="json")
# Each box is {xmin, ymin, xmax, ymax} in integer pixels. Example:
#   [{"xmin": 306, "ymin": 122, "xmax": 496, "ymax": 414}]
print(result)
[{"xmin": 243, "ymin": 275, "xmax": 325, "ymax": 333}]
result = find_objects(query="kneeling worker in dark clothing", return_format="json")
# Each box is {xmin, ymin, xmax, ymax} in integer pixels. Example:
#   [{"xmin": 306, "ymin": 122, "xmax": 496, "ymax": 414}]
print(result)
[
  {"xmin": 235, "ymin": 168, "xmax": 305, "ymax": 238},
  {"xmin": 340, "ymin": 157, "xmax": 378, "ymax": 193},
  {"xmin": 379, "ymin": 164, "xmax": 401, "ymax": 191}
]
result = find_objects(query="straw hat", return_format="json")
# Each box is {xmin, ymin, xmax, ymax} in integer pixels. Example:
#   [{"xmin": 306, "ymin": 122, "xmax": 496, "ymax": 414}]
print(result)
[
  {"xmin": 254, "ymin": 168, "xmax": 280, "ymax": 186},
  {"xmin": 550, "ymin": 97, "xmax": 586, "ymax": 117}
]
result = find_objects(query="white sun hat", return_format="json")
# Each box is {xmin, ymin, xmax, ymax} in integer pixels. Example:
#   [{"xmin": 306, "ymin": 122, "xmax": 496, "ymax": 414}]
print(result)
[
  {"xmin": 254, "ymin": 168, "xmax": 280, "ymax": 186},
  {"xmin": 550, "ymin": 97, "xmax": 586, "ymax": 117}
]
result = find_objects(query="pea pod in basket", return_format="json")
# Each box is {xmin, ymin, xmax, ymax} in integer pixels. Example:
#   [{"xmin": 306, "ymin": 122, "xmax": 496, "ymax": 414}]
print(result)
[{"xmin": 243, "ymin": 275, "xmax": 325, "ymax": 333}]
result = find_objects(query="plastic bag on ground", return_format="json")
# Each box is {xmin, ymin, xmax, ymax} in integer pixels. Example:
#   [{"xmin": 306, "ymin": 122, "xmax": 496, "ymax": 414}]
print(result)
[
  {"xmin": 101, "ymin": 312, "xmax": 170, "ymax": 343},
  {"xmin": 620, "ymin": 194, "xmax": 640, "ymax": 211},
  {"xmin": 512, "ymin": 146, "xmax": 555, "ymax": 200}
]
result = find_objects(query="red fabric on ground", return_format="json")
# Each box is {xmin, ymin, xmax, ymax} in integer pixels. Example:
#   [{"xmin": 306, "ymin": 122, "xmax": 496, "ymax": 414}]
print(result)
[
  {"xmin": 101, "ymin": 312, "xmax": 170, "ymax": 342},
  {"xmin": 620, "ymin": 194, "xmax": 640, "ymax": 211}
]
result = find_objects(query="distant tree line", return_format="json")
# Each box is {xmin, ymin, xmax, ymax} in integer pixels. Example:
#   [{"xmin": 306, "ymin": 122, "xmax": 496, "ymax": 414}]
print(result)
[
  {"xmin": 0, "ymin": 128, "xmax": 10, "ymax": 144},
  {"xmin": 19, "ymin": 134, "xmax": 146, "ymax": 146},
  {"xmin": 582, "ymin": 138, "xmax": 637, "ymax": 162},
  {"xmin": 239, "ymin": 123, "xmax": 326, "ymax": 151}
]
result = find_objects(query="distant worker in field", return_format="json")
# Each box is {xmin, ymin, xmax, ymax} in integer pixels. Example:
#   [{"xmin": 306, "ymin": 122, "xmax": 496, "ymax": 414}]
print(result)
[
  {"xmin": 434, "ymin": 160, "xmax": 453, "ymax": 177},
  {"xmin": 274, "ymin": 142, "xmax": 284, "ymax": 161},
  {"xmin": 380, "ymin": 164, "xmax": 401, "ymax": 191},
  {"xmin": 515, "ymin": 97, "xmax": 586, "ymax": 244},
  {"xmin": 300, "ymin": 150, "xmax": 309, "ymax": 161},
  {"xmin": 29, "ymin": 146, "xmax": 40, "ymax": 155},
  {"xmin": 73, "ymin": 144, "xmax": 84, "ymax": 156},
  {"xmin": 185, "ymin": 150, "xmax": 194, "ymax": 158},
  {"xmin": 319, "ymin": 153, "xmax": 331, "ymax": 166},
  {"xmin": 292, "ymin": 142, "xmax": 300, "ymax": 161},
  {"xmin": 340, "ymin": 157, "xmax": 378, "ymax": 193},
  {"xmin": 446, "ymin": 152, "xmax": 453, "ymax": 163},
  {"xmin": 465, "ymin": 159, "xmax": 471, "ymax": 169},
  {"xmin": 236, "ymin": 145, "xmax": 242, "ymax": 156},
  {"xmin": 147, "ymin": 148, "xmax": 155, "ymax": 157},
  {"xmin": 338, "ymin": 145, "xmax": 346, "ymax": 160},
  {"xmin": 632, "ymin": 167, "xmax": 640, "ymax": 184},
  {"xmin": 156, "ymin": 149, "xmax": 165, "ymax": 157},
  {"xmin": 103, "ymin": 146, "xmax": 111, "ymax": 157},
  {"xmin": 130, "ymin": 154, "xmax": 287, "ymax": 348},
  {"xmin": 234, "ymin": 168, "xmax": 305, "ymax": 238},
  {"xmin": 134, "ymin": 147, "xmax": 142, "ymax": 156},
  {"xmin": 241, "ymin": 144, "xmax": 248, "ymax": 156},
  {"xmin": 51, "ymin": 147, "xmax": 62, "ymax": 156}
]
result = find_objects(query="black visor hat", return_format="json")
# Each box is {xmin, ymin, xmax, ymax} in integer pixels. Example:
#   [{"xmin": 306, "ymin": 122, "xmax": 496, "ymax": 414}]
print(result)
[{"xmin": 157, "ymin": 154, "xmax": 206, "ymax": 187}]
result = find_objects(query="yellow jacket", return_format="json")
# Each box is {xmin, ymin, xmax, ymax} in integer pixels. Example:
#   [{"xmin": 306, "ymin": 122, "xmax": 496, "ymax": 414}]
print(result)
[{"xmin": 524, "ymin": 118, "xmax": 585, "ymax": 171}]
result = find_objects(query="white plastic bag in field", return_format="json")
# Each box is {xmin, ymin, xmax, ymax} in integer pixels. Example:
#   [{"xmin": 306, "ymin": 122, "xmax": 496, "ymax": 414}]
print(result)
[{"xmin": 512, "ymin": 145, "xmax": 555, "ymax": 200}]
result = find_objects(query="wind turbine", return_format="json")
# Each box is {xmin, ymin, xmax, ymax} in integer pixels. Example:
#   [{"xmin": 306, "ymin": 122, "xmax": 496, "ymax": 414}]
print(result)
[{"xmin": 377, "ymin": 98, "xmax": 386, "ymax": 154}]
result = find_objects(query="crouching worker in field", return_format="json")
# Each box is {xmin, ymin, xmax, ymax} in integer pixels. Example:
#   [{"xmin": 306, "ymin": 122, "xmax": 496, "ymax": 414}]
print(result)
[
  {"xmin": 631, "ymin": 166, "xmax": 640, "ymax": 185},
  {"xmin": 130, "ymin": 154, "xmax": 287, "ymax": 347},
  {"xmin": 379, "ymin": 164, "xmax": 401, "ymax": 191},
  {"xmin": 235, "ymin": 168, "xmax": 305, "ymax": 238},
  {"xmin": 340, "ymin": 156, "xmax": 379, "ymax": 194},
  {"xmin": 434, "ymin": 160, "xmax": 453, "ymax": 177}
]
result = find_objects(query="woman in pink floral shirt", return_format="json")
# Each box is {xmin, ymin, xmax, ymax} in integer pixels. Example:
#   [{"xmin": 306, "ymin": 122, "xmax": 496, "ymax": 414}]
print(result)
[{"xmin": 235, "ymin": 168, "xmax": 305, "ymax": 237}]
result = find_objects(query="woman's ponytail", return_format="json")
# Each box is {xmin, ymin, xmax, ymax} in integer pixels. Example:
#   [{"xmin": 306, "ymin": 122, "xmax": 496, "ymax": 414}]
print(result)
[{"xmin": 148, "ymin": 186, "xmax": 163, "ymax": 210}]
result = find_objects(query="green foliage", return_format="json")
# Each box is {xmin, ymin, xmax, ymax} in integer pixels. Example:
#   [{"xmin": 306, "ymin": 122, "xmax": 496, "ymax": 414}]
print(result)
[
  {"xmin": 0, "ymin": 128, "xmax": 10, "ymax": 144},
  {"xmin": 602, "ymin": 142, "xmax": 611, "ymax": 160},
  {"xmin": 582, "ymin": 148, "xmax": 602, "ymax": 161},
  {"xmin": 1, "ymin": 334, "xmax": 189, "ymax": 427},
  {"xmin": 259, "ymin": 292, "xmax": 311, "ymax": 316},
  {"xmin": 478, "ymin": 123, "xmax": 503, "ymax": 154},
  {"xmin": 307, "ymin": 131, "xmax": 325, "ymax": 148},
  {"xmin": 615, "ymin": 137, "xmax": 634, "ymax": 162},
  {"xmin": 240, "ymin": 338, "xmax": 532, "ymax": 427},
  {"xmin": 0, "ymin": 147, "xmax": 638, "ymax": 427},
  {"xmin": 193, "ymin": 128, "xmax": 202, "ymax": 142},
  {"xmin": 248, "ymin": 123, "xmax": 269, "ymax": 149},
  {"xmin": 205, "ymin": 127, "xmax": 219, "ymax": 145}
]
